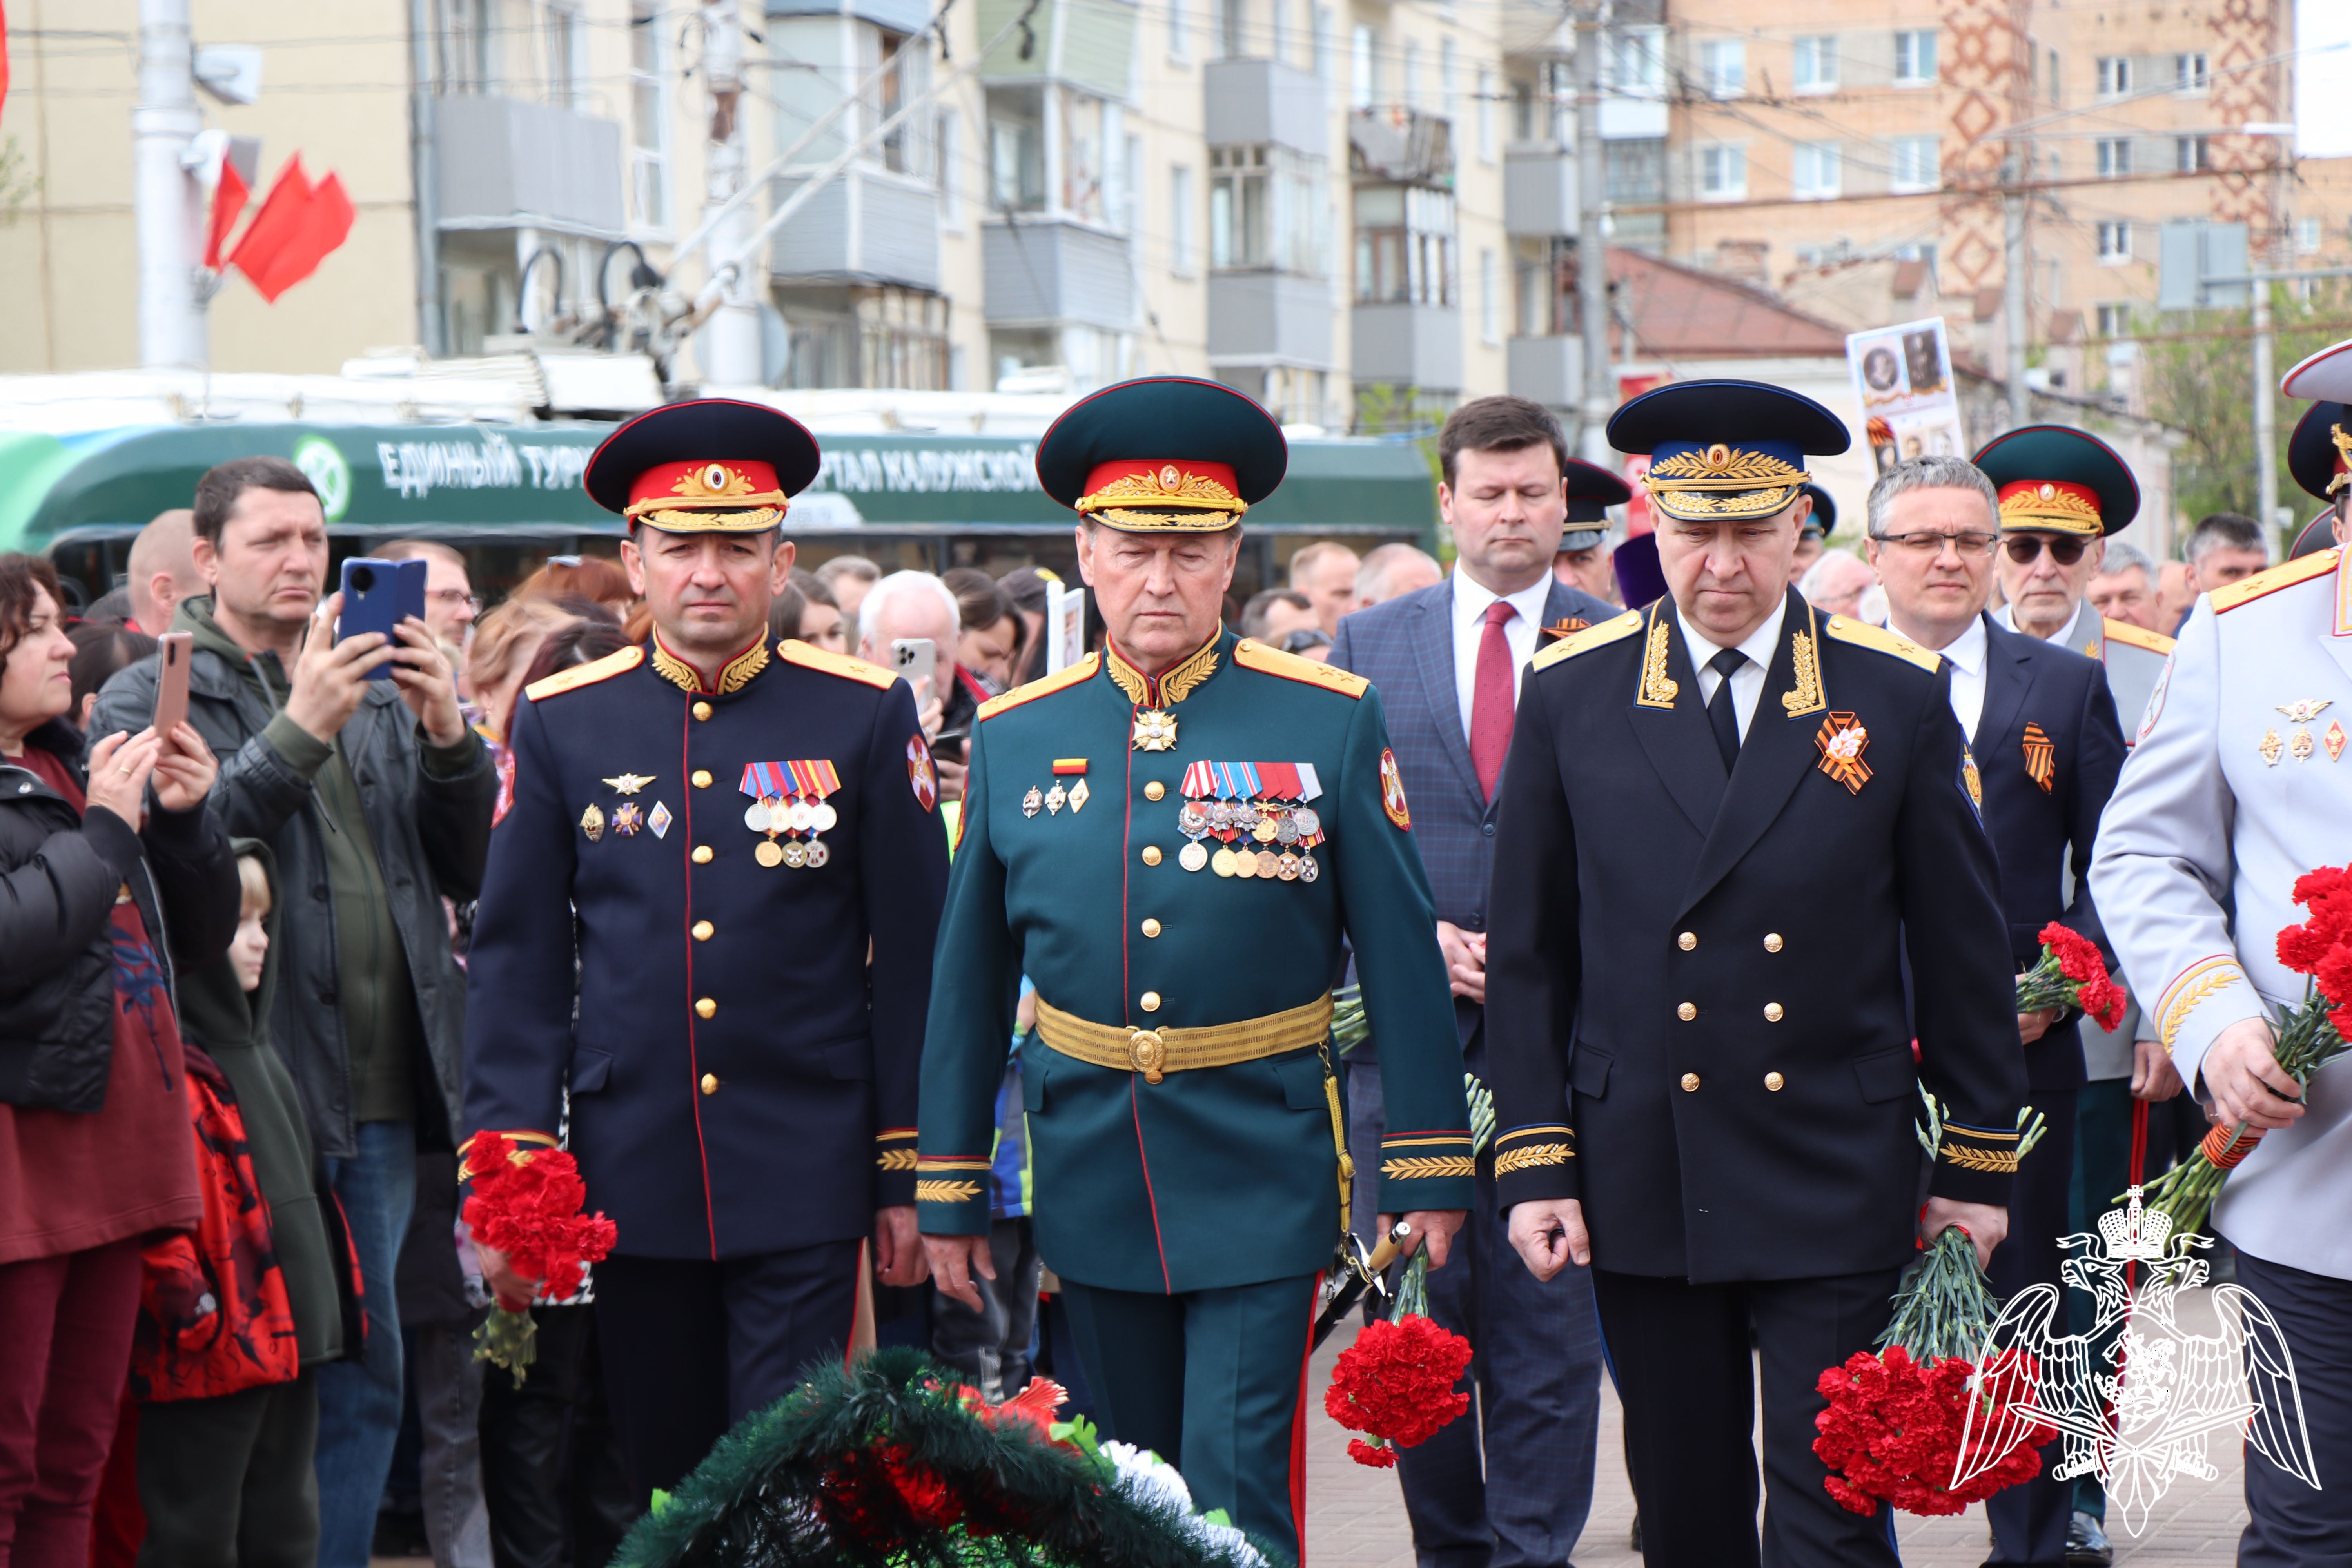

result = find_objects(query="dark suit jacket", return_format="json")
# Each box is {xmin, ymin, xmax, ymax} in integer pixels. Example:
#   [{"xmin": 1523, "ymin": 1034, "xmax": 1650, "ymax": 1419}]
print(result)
[
  {"xmin": 1486, "ymin": 593, "xmax": 2025, "ymax": 1282},
  {"xmin": 1329, "ymin": 575, "xmax": 1617, "ymax": 1056},
  {"xmin": 1969, "ymin": 613, "xmax": 2127, "ymax": 1093}
]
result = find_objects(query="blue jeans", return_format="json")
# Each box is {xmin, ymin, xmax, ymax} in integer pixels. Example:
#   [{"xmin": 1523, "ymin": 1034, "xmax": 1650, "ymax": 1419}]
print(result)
[{"xmin": 314, "ymin": 1121, "xmax": 416, "ymax": 1568}]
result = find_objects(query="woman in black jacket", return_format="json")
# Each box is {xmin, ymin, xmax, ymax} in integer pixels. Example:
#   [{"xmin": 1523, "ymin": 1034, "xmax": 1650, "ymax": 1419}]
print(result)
[{"xmin": 0, "ymin": 554, "xmax": 240, "ymax": 1568}]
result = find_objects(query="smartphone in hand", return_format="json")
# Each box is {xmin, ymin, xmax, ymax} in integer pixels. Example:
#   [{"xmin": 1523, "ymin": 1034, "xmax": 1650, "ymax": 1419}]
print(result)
[
  {"xmin": 151, "ymin": 632, "xmax": 193, "ymax": 736},
  {"xmin": 891, "ymin": 637, "xmax": 938, "ymax": 698},
  {"xmin": 338, "ymin": 558, "xmax": 428, "ymax": 679}
]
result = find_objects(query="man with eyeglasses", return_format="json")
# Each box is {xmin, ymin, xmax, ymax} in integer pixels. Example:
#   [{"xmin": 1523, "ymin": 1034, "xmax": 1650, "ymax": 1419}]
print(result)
[
  {"xmin": 1863, "ymin": 449, "xmax": 2127, "ymax": 1568},
  {"xmin": 378, "ymin": 540, "xmax": 481, "ymax": 648}
]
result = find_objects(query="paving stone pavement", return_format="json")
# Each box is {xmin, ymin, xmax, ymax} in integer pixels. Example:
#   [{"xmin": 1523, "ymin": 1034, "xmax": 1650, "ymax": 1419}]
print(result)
[{"xmin": 1306, "ymin": 1289, "xmax": 2250, "ymax": 1567}]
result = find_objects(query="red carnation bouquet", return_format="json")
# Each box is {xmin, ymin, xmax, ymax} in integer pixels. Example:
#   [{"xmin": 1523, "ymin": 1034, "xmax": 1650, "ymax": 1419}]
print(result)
[
  {"xmin": 2015, "ymin": 922, "xmax": 2126, "ymax": 1032},
  {"xmin": 1813, "ymin": 1097, "xmax": 2056, "ymax": 1516},
  {"xmin": 461, "ymin": 1134, "xmax": 617, "ymax": 1384},
  {"xmin": 2135, "ymin": 864, "xmax": 2352, "ymax": 1236},
  {"xmin": 1325, "ymin": 1309, "xmax": 1473, "ymax": 1468}
]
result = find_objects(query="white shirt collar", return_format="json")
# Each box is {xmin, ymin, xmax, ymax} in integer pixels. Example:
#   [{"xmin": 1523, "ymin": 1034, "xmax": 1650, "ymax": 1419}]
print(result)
[
  {"xmin": 1677, "ymin": 594, "xmax": 1789, "ymax": 673},
  {"xmin": 1886, "ymin": 608, "xmax": 1989, "ymax": 673},
  {"xmin": 1452, "ymin": 568, "xmax": 1555, "ymax": 632},
  {"xmin": 1994, "ymin": 598, "xmax": 2085, "ymax": 646}
]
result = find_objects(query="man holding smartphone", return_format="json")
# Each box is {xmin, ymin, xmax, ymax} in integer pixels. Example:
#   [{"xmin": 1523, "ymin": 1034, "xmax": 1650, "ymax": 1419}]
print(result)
[
  {"xmin": 91, "ymin": 456, "xmax": 494, "ymax": 1568},
  {"xmin": 461, "ymin": 399, "xmax": 949, "ymax": 1508}
]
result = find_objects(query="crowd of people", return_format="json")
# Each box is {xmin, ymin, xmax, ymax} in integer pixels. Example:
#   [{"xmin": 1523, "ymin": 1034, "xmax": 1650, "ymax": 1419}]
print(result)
[{"xmin": 0, "ymin": 365, "xmax": 2345, "ymax": 1568}]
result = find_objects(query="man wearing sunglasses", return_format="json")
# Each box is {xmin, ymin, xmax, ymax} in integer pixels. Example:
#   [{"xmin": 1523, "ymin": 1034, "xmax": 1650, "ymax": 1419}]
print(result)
[{"xmin": 1864, "ymin": 448, "xmax": 2129, "ymax": 1568}]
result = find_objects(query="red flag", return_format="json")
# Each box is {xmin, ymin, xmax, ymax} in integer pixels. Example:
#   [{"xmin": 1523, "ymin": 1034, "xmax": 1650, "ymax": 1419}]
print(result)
[
  {"xmin": 229, "ymin": 157, "xmax": 354, "ymax": 303},
  {"xmin": 204, "ymin": 155, "xmax": 250, "ymax": 271},
  {"xmin": 2, "ymin": 2, "xmax": 12, "ymax": 121}
]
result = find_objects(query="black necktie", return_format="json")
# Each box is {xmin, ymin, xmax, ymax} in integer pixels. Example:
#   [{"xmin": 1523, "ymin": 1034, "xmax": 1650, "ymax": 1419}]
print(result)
[{"xmin": 1706, "ymin": 647, "xmax": 1747, "ymax": 772}]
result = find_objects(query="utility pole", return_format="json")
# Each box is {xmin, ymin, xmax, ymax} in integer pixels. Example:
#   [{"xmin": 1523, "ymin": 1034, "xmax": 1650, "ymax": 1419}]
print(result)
[
  {"xmin": 1573, "ymin": 1, "xmax": 1611, "ymax": 465},
  {"xmin": 699, "ymin": 0, "xmax": 766, "ymax": 385},
  {"xmin": 134, "ymin": 0, "xmax": 206, "ymax": 368},
  {"xmin": 2002, "ymin": 150, "xmax": 2029, "ymax": 430},
  {"xmin": 2252, "ymin": 259, "xmax": 2277, "ymax": 541}
]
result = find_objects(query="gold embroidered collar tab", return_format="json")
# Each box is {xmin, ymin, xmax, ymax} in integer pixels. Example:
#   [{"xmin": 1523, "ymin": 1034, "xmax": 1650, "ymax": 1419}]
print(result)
[
  {"xmin": 650, "ymin": 633, "xmax": 771, "ymax": 696},
  {"xmin": 1104, "ymin": 635, "xmax": 1221, "ymax": 708}
]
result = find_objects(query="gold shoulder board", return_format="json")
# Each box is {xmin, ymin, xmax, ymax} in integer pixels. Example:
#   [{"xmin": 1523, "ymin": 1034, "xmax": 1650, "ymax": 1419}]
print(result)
[
  {"xmin": 2100, "ymin": 617, "xmax": 2176, "ymax": 655},
  {"xmin": 978, "ymin": 653, "xmax": 1102, "ymax": 722},
  {"xmin": 2211, "ymin": 549, "xmax": 2339, "ymax": 614},
  {"xmin": 777, "ymin": 639, "xmax": 898, "ymax": 690},
  {"xmin": 1822, "ymin": 615, "xmax": 1941, "ymax": 675},
  {"xmin": 1532, "ymin": 609, "xmax": 1644, "ymax": 671},
  {"xmin": 1233, "ymin": 637, "xmax": 1370, "ymax": 697},
  {"xmin": 524, "ymin": 644, "xmax": 643, "ymax": 702}
]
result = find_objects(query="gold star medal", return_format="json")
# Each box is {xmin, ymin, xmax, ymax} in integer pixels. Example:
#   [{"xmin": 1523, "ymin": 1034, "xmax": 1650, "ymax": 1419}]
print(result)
[{"xmin": 603, "ymin": 772, "xmax": 655, "ymax": 795}]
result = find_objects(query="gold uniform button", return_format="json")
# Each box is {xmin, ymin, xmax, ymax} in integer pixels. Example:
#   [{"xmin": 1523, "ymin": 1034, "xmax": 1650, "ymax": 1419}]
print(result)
[
  {"xmin": 692, "ymin": 701, "xmax": 713, "ymax": 721},
  {"xmin": 1764, "ymin": 1002, "xmax": 1785, "ymax": 1022},
  {"xmin": 1764, "ymin": 933, "xmax": 1784, "ymax": 953},
  {"xmin": 1142, "ymin": 846, "xmax": 1163, "ymax": 866},
  {"xmin": 1140, "ymin": 991, "xmax": 1162, "ymax": 1013},
  {"xmin": 692, "ymin": 920, "xmax": 714, "ymax": 941},
  {"xmin": 1677, "ymin": 931, "xmax": 1697, "ymax": 951},
  {"xmin": 1145, "ymin": 781, "xmax": 1166, "ymax": 801},
  {"xmin": 1676, "ymin": 1002, "xmax": 1697, "ymax": 1022},
  {"xmin": 1765, "ymin": 1071, "xmax": 1786, "ymax": 1092},
  {"xmin": 695, "ymin": 998, "xmax": 717, "ymax": 1020},
  {"xmin": 692, "ymin": 769, "xmax": 713, "ymax": 788},
  {"xmin": 692, "ymin": 845, "xmax": 713, "ymax": 864},
  {"xmin": 700, "ymin": 1073, "xmax": 719, "ymax": 1096},
  {"xmin": 1142, "ymin": 918, "xmax": 1162, "ymax": 937},
  {"xmin": 1681, "ymin": 1072, "xmax": 1701, "ymax": 1093}
]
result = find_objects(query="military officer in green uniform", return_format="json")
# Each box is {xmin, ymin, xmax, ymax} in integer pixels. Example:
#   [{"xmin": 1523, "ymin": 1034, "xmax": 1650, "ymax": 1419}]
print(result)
[{"xmin": 919, "ymin": 377, "xmax": 1474, "ymax": 1561}]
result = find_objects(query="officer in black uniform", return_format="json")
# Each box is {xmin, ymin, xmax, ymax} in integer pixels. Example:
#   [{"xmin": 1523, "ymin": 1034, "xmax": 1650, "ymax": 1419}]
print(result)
[
  {"xmin": 463, "ymin": 399, "xmax": 949, "ymax": 1504},
  {"xmin": 1485, "ymin": 381, "xmax": 2025, "ymax": 1568}
]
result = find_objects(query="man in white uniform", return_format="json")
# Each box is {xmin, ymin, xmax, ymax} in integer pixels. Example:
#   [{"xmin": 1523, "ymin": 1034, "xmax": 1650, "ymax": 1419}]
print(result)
[{"xmin": 2089, "ymin": 338, "xmax": 2352, "ymax": 1565}]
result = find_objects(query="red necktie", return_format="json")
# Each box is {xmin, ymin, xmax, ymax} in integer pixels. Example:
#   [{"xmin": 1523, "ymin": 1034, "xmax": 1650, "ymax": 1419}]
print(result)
[{"xmin": 1470, "ymin": 599, "xmax": 1518, "ymax": 800}]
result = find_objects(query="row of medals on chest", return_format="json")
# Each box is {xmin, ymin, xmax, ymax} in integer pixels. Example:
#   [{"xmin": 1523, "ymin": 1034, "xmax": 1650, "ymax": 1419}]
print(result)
[
  {"xmin": 745, "ymin": 792, "xmax": 837, "ymax": 868},
  {"xmin": 1023, "ymin": 775, "xmax": 1325, "ymax": 880}
]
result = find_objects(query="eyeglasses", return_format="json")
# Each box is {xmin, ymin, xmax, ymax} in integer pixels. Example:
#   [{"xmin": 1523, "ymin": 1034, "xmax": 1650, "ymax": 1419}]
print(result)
[
  {"xmin": 1880, "ymin": 531, "xmax": 1999, "ymax": 558},
  {"xmin": 2002, "ymin": 535, "xmax": 2089, "ymax": 566},
  {"xmin": 426, "ymin": 588, "xmax": 485, "ymax": 611}
]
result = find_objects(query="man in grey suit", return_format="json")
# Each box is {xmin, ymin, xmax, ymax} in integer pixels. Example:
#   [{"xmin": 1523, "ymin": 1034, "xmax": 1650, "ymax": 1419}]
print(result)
[{"xmin": 1330, "ymin": 396, "xmax": 1616, "ymax": 1568}]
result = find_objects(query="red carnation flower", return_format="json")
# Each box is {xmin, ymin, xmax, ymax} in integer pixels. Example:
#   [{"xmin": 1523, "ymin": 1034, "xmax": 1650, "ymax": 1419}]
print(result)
[
  {"xmin": 1347, "ymin": 1439, "xmax": 1397, "ymax": 1469},
  {"xmin": 461, "ymin": 1136, "xmax": 617, "ymax": 1384},
  {"xmin": 1326, "ymin": 1316, "xmax": 1474, "ymax": 1467}
]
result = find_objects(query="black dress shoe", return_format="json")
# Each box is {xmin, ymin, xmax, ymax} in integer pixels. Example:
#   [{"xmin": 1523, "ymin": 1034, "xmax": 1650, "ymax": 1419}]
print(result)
[
  {"xmin": 2066, "ymin": 1510, "xmax": 2113, "ymax": 1566},
  {"xmin": 1629, "ymin": 1512, "xmax": 1641, "ymax": 1553}
]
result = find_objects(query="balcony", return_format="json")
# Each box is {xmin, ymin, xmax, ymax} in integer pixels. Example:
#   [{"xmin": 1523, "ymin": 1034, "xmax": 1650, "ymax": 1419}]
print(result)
[
  {"xmin": 434, "ymin": 94, "xmax": 624, "ymax": 238},
  {"xmin": 765, "ymin": 0, "xmax": 932, "ymax": 32},
  {"xmin": 769, "ymin": 171, "xmax": 941, "ymax": 292},
  {"xmin": 1349, "ymin": 107, "xmax": 1454, "ymax": 187},
  {"xmin": 1504, "ymin": 147, "xmax": 1577, "ymax": 237},
  {"xmin": 1351, "ymin": 303, "xmax": 1461, "ymax": 391},
  {"xmin": 1203, "ymin": 58, "xmax": 1328, "ymax": 157},
  {"xmin": 1507, "ymin": 334, "xmax": 1583, "ymax": 408},
  {"xmin": 1207, "ymin": 273, "xmax": 1334, "ymax": 370},
  {"xmin": 980, "ymin": 220, "xmax": 1132, "ymax": 330}
]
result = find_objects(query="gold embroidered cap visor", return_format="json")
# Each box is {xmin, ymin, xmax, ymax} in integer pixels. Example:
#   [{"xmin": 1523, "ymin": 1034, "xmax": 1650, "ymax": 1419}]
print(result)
[
  {"xmin": 582, "ymin": 397, "xmax": 824, "ymax": 531},
  {"xmin": 1971, "ymin": 423, "xmax": 2140, "ymax": 536},
  {"xmin": 1035, "ymin": 375, "xmax": 1289, "ymax": 532},
  {"xmin": 1605, "ymin": 379, "xmax": 1851, "ymax": 523}
]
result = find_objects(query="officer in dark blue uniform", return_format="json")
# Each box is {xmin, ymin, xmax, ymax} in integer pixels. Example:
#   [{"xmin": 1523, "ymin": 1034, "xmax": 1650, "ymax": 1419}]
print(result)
[
  {"xmin": 463, "ymin": 399, "xmax": 949, "ymax": 1504},
  {"xmin": 1486, "ymin": 381, "xmax": 2025, "ymax": 1568}
]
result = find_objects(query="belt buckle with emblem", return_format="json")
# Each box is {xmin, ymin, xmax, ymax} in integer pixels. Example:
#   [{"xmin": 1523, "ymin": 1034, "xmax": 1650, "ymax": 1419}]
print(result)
[{"xmin": 740, "ymin": 760, "xmax": 841, "ymax": 867}]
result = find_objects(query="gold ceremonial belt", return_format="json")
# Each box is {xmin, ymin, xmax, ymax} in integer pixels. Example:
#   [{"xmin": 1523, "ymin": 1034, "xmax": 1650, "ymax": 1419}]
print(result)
[{"xmin": 1034, "ymin": 994, "xmax": 1335, "ymax": 1085}]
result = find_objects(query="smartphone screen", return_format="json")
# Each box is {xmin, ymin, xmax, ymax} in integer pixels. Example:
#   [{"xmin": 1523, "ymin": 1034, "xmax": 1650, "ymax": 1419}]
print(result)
[
  {"xmin": 891, "ymin": 637, "xmax": 938, "ymax": 697},
  {"xmin": 151, "ymin": 632, "xmax": 193, "ymax": 736}
]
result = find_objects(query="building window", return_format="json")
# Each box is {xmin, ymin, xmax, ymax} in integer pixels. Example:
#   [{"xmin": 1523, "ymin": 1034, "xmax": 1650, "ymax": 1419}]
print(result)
[
  {"xmin": 1893, "ymin": 29, "xmax": 1936, "ymax": 86},
  {"xmin": 2095, "ymin": 303, "xmax": 2132, "ymax": 338},
  {"xmin": 1792, "ymin": 141, "xmax": 1841, "ymax": 200},
  {"xmin": 2175, "ymin": 52, "xmax": 2208, "ymax": 93},
  {"xmin": 2299, "ymin": 216, "xmax": 2324, "ymax": 254},
  {"xmin": 1699, "ymin": 38, "xmax": 1745, "ymax": 98},
  {"xmin": 1480, "ymin": 247, "xmax": 1499, "ymax": 342},
  {"xmin": 2176, "ymin": 135, "xmax": 2208, "ymax": 173},
  {"xmin": 1698, "ymin": 143, "xmax": 1746, "ymax": 201},
  {"xmin": 1792, "ymin": 36, "xmax": 1837, "ymax": 94},
  {"xmin": 442, "ymin": 0, "xmax": 496, "ymax": 93},
  {"xmin": 2096, "ymin": 138, "xmax": 2131, "ymax": 178},
  {"xmin": 1889, "ymin": 136, "xmax": 1939, "ymax": 193},
  {"xmin": 1612, "ymin": 27, "xmax": 1665, "ymax": 96},
  {"xmin": 1351, "ymin": 26, "xmax": 1376, "ymax": 109},
  {"xmin": 2047, "ymin": 49, "xmax": 2061, "ymax": 102},
  {"xmin": 1210, "ymin": 144, "xmax": 1325, "ymax": 274},
  {"xmin": 937, "ymin": 109, "xmax": 961, "ymax": 223},
  {"xmin": 1057, "ymin": 91, "xmax": 1118, "ymax": 225},
  {"xmin": 1171, "ymin": 165, "xmax": 1196, "ymax": 273},
  {"xmin": 2097, "ymin": 221, "xmax": 2131, "ymax": 263},
  {"xmin": 1123, "ymin": 135, "xmax": 1142, "ymax": 235},
  {"xmin": 1312, "ymin": 6, "xmax": 1330, "ymax": 80},
  {"xmin": 1477, "ymin": 67, "xmax": 1494, "ymax": 160},
  {"xmin": 1218, "ymin": 0, "xmax": 1245, "ymax": 60},
  {"xmin": 628, "ymin": 0, "xmax": 668, "ymax": 229},
  {"xmin": 1403, "ymin": 39, "xmax": 1421, "ymax": 110},
  {"xmin": 1270, "ymin": 0, "xmax": 1287, "ymax": 63},
  {"xmin": 1441, "ymin": 38, "xmax": 1457, "ymax": 124},
  {"xmin": 546, "ymin": 4, "xmax": 584, "ymax": 107},
  {"xmin": 783, "ymin": 287, "xmax": 951, "ymax": 392},
  {"xmin": 986, "ymin": 87, "xmax": 1045, "ymax": 212},
  {"xmin": 1352, "ymin": 184, "xmax": 1455, "ymax": 305},
  {"xmin": 1170, "ymin": 0, "xmax": 1190, "ymax": 62},
  {"xmin": 1604, "ymin": 138, "xmax": 1664, "ymax": 205},
  {"xmin": 2096, "ymin": 56, "xmax": 2130, "ymax": 97},
  {"xmin": 865, "ymin": 27, "xmax": 933, "ymax": 179},
  {"xmin": 1514, "ymin": 236, "xmax": 1570, "ymax": 336}
]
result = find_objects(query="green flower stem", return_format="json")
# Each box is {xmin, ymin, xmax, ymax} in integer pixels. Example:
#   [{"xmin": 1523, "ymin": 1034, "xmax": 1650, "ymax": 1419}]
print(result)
[{"xmin": 1877, "ymin": 1227, "xmax": 2000, "ymax": 1367}]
